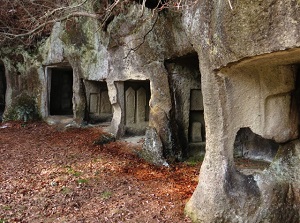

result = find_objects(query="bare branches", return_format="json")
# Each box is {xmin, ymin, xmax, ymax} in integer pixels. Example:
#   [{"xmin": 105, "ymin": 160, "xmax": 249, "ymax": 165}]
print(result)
[
  {"xmin": 151, "ymin": 0, "xmax": 197, "ymax": 11},
  {"xmin": 0, "ymin": 0, "xmax": 93, "ymax": 46},
  {"xmin": 0, "ymin": 0, "xmax": 233, "ymax": 48},
  {"xmin": 0, "ymin": 0, "xmax": 127, "ymax": 46},
  {"xmin": 101, "ymin": 0, "xmax": 121, "ymax": 27},
  {"xmin": 39, "ymin": 0, "xmax": 89, "ymax": 21},
  {"xmin": 3, "ymin": 12, "xmax": 99, "ymax": 39}
]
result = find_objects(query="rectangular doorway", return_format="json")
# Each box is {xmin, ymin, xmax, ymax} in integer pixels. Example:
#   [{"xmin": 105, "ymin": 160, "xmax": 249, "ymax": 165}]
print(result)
[
  {"xmin": 124, "ymin": 80, "xmax": 150, "ymax": 135},
  {"xmin": 189, "ymin": 89, "xmax": 205, "ymax": 142},
  {"xmin": 85, "ymin": 80, "xmax": 113, "ymax": 123},
  {"xmin": 50, "ymin": 68, "xmax": 73, "ymax": 115}
]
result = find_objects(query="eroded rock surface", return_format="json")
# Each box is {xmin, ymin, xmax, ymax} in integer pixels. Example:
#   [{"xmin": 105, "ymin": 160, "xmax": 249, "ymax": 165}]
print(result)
[
  {"xmin": 0, "ymin": 3, "xmax": 195, "ymax": 164},
  {"xmin": 184, "ymin": 0, "xmax": 300, "ymax": 222},
  {"xmin": 1, "ymin": 0, "xmax": 300, "ymax": 222}
]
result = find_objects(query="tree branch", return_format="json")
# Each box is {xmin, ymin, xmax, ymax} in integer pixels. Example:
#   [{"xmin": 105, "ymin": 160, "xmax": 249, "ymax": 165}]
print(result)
[{"xmin": 2, "ymin": 11, "xmax": 100, "ymax": 39}]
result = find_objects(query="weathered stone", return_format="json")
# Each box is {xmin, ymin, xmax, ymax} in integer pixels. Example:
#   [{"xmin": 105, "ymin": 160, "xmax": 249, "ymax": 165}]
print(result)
[
  {"xmin": 183, "ymin": 0, "xmax": 300, "ymax": 222},
  {"xmin": 125, "ymin": 87, "xmax": 135, "ymax": 125},
  {"xmin": 2, "ymin": 1, "xmax": 300, "ymax": 221},
  {"xmin": 190, "ymin": 89, "xmax": 203, "ymax": 111},
  {"xmin": 0, "ymin": 66, "xmax": 5, "ymax": 105},
  {"xmin": 93, "ymin": 132, "xmax": 116, "ymax": 146},
  {"xmin": 84, "ymin": 81, "xmax": 112, "ymax": 123},
  {"xmin": 100, "ymin": 90, "xmax": 112, "ymax": 114},
  {"xmin": 136, "ymin": 87, "xmax": 146, "ymax": 123},
  {"xmin": 254, "ymin": 140, "xmax": 300, "ymax": 223},
  {"xmin": 190, "ymin": 122, "xmax": 202, "ymax": 142},
  {"xmin": 122, "ymin": 81, "xmax": 151, "ymax": 136},
  {"xmin": 140, "ymin": 127, "xmax": 168, "ymax": 166},
  {"xmin": 165, "ymin": 55, "xmax": 202, "ymax": 157},
  {"xmin": 265, "ymin": 93, "xmax": 296, "ymax": 142},
  {"xmin": 89, "ymin": 93, "xmax": 99, "ymax": 114},
  {"xmin": 234, "ymin": 128, "xmax": 279, "ymax": 162},
  {"xmin": 0, "ymin": 64, "xmax": 6, "ymax": 122}
]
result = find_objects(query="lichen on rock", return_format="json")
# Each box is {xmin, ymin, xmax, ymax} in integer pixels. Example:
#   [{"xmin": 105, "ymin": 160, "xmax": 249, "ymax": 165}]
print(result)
[
  {"xmin": 140, "ymin": 127, "xmax": 169, "ymax": 166},
  {"xmin": 4, "ymin": 93, "xmax": 40, "ymax": 122}
]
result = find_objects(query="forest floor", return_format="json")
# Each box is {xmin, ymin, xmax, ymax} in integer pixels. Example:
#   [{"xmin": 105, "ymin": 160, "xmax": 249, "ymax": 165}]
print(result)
[
  {"xmin": 0, "ymin": 121, "xmax": 198, "ymax": 223},
  {"xmin": 0, "ymin": 121, "xmax": 270, "ymax": 223}
]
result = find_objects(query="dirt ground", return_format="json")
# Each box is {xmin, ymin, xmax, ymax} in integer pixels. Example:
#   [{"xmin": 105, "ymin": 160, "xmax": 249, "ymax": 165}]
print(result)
[{"xmin": 0, "ymin": 121, "xmax": 199, "ymax": 223}]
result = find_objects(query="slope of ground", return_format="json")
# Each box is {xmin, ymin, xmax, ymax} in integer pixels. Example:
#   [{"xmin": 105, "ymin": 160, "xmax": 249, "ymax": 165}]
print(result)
[{"xmin": 0, "ymin": 121, "xmax": 199, "ymax": 223}]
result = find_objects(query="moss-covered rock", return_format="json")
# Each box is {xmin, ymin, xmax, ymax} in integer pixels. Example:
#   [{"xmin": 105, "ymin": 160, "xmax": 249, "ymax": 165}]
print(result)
[
  {"xmin": 93, "ymin": 132, "xmax": 116, "ymax": 146},
  {"xmin": 3, "ymin": 93, "xmax": 40, "ymax": 122}
]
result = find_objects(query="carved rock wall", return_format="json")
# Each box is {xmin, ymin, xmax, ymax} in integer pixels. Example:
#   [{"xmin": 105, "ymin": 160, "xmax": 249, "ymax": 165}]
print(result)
[
  {"xmin": 183, "ymin": 0, "xmax": 300, "ymax": 222},
  {"xmin": 1, "ymin": 1, "xmax": 300, "ymax": 221},
  {"xmin": 0, "ymin": 3, "xmax": 194, "ymax": 164}
]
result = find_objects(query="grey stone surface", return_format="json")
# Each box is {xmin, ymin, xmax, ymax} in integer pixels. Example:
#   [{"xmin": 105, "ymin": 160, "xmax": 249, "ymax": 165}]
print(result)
[
  {"xmin": 100, "ymin": 90, "xmax": 111, "ymax": 114},
  {"xmin": 93, "ymin": 132, "xmax": 116, "ymax": 146},
  {"xmin": 190, "ymin": 122, "xmax": 202, "ymax": 143},
  {"xmin": 141, "ymin": 127, "xmax": 168, "ymax": 166},
  {"xmin": 84, "ymin": 80, "xmax": 112, "ymax": 122},
  {"xmin": 190, "ymin": 89, "xmax": 203, "ymax": 111},
  {"xmin": 2, "ymin": 1, "xmax": 300, "ymax": 221},
  {"xmin": 1, "ymin": 2, "xmax": 193, "ymax": 162},
  {"xmin": 89, "ymin": 93, "xmax": 99, "ymax": 114},
  {"xmin": 165, "ymin": 55, "xmax": 202, "ymax": 157},
  {"xmin": 136, "ymin": 87, "xmax": 146, "ymax": 123},
  {"xmin": 183, "ymin": 0, "xmax": 300, "ymax": 222},
  {"xmin": 125, "ymin": 87, "xmax": 135, "ymax": 125}
]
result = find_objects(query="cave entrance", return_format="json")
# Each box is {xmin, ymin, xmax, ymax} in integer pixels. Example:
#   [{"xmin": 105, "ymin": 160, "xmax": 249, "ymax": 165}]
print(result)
[
  {"xmin": 124, "ymin": 80, "xmax": 150, "ymax": 136},
  {"xmin": 85, "ymin": 80, "xmax": 113, "ymax": 124},
  {"xmin": 49, "ymin": 67, "xmax": 73, "ymax": 116},
  {"xmin": 0, "ymin": 63, "xmax": 6, "ymax": 121},
  {"xmin": 165, "ymin": 53, "xmax": 205, "ymax": 160},
  {"xmin": 189, "ymin": 89, "xmax": 205, "ymax": 150}
]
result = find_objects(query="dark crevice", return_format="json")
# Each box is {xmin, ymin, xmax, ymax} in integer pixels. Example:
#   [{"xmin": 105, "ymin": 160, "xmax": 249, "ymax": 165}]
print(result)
[
  {"xmin": 165, "ymin": 52, "xmax": 203, "ymax": 160},
  {"xmin": 234, "ymin": 127, "xmax": 279, "ymax": 162},
  {"xmin": 134, "ymin": 0, "xmax": 165, "ymax": 9},
  {"xmin": 103, "ymin": 15, "xmax": 114, "ymax": 32},
  {"xmin": 165, "ymin": 52, "xmax": 200, "ymax": 70}
]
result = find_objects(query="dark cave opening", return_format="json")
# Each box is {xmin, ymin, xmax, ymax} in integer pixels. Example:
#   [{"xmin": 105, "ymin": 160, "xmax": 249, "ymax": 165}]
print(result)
[
  {"xmin": 234, "ymin": 127, "xmax": 279, "ymax": 163},
  {"xmin": 50, "ymin": 67, "xmax": 73, "ymax": 116},
  {"xmin": 165, "ymin": 53, "xmax": 204, "ymax": 160}
]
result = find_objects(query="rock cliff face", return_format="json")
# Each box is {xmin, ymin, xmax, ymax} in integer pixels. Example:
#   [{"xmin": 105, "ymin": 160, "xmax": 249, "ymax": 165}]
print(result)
[
  {"xmin": 183, "ymin": 0, "xmax": 300, "ymax": 222},
  {"xmin": 0, "ymin": 3, "xmax": 198, "ymax": 165},
  {"xmin": 1, "ymin": 0, "xmax": 300, "ymax": 221}
]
